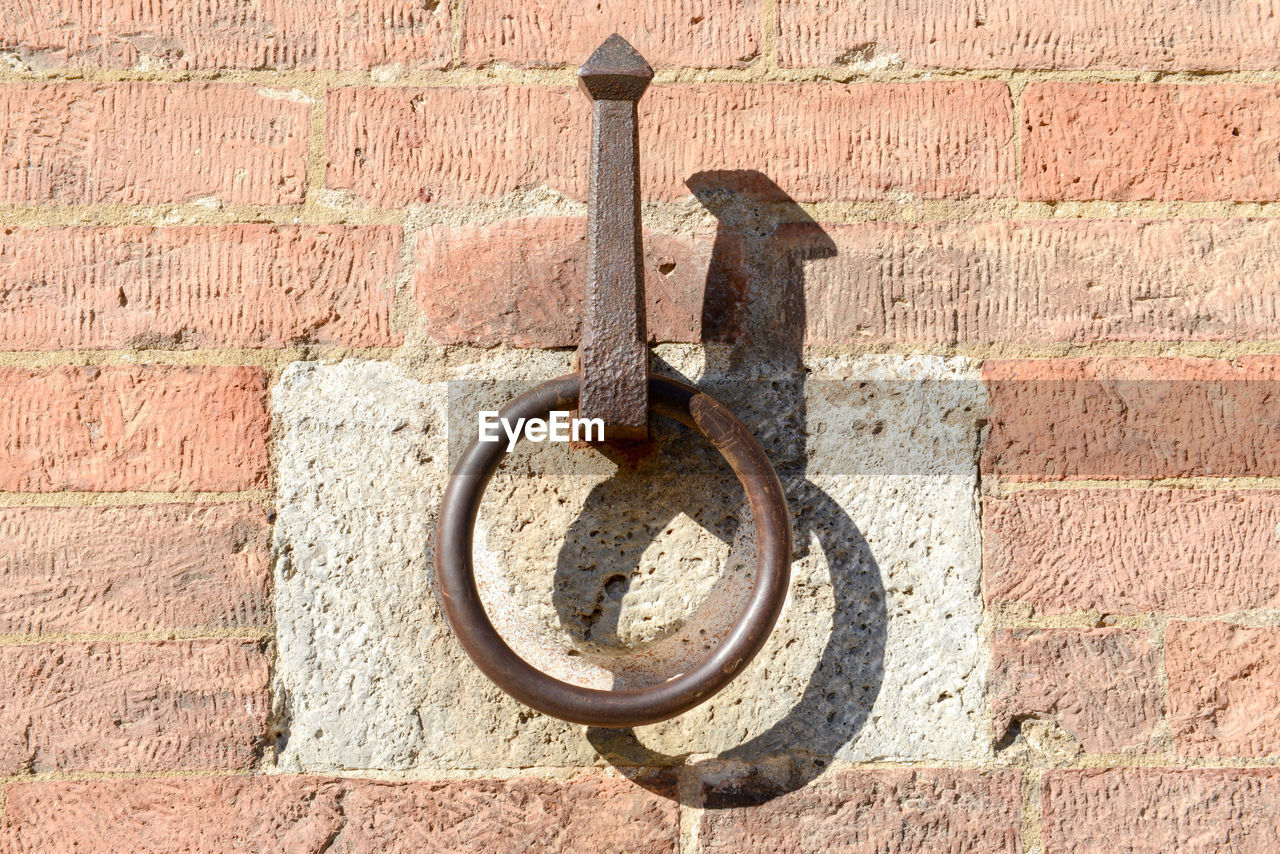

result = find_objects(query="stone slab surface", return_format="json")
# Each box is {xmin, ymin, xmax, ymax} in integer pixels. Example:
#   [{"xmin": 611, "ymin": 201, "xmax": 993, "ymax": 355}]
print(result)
[{"xmin": 271, "ymin": 352, "xmax": 987, "ymax": 769}]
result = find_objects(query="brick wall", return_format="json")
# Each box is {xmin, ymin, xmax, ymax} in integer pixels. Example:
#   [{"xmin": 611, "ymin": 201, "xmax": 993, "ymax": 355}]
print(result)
[{"xmin": 2, "ymin": 3, "xmax": 1279, "ymax": 852}]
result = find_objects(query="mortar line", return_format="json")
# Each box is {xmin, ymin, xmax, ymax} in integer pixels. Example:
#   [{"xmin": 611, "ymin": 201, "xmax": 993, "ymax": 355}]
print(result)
[
  {"xmin": 260, "ymin": 357, "xmax": 286, "ymax": 776},
  {"xmin": 296, "ymin": 77, "xmax": 333, "ymax": 224},
  {"xmin": 811, "ymin": 340, "xmax": 1280, "ymax": 358},
  {"xmin": 0, "ymin": 490, "xmax": 269, "ymax": 507},
  {"xmin": 991, "ymin": 477, "xmax": 1280, "ymax": 495},
  {"xmin": 1020, "ymin": 767, "xmax": 1042, "ymax": 854},
  {"xmin": 273, "ymin": 754, "xmax": 1280, "ymax": 778},
  {"xmin": 0, "ymin": 627, "xmax": 273, "ymax": 646},
  {"xmin": 0, "ymin": 202, "xmax": 313, "ymax": 225},
  {"xmin": 761, "ymin": 0, "xmax": 779, "ymax": 71},
  {"xmin": 5, "ymin": 753, "xmax": 1278, "ymax": 792},
  {"xmin": 0, "ymin": 346, "xmax": 402, "ymax": 368},
  {"xmin": 992, "ymin": 609, "xmax": 1280, "ymax": 626},
  {"xmin": 973, "ymin": 414, "xmax": 1003, "ymax": 809},
  {"xmin": 3, "ymin": 339, "xmax": 1280, "ymax": 368},
  {"xmin": 0, "ymin": 768, "xmax": 256, "ymax": 787},
  {"xmin": 10, "ymin": 197, "xmax": 1280, "ymax": 229},
  {"xmin": 0, "ymin": 205, "xmax": 407, "ymax": 226},
  {"xmin": 8, "ymin": 64, "xmax": 1280, "ymax": 87},
  {"xmin": 676, "ymin": 764, "xmax": 705, "ymax": 854}
]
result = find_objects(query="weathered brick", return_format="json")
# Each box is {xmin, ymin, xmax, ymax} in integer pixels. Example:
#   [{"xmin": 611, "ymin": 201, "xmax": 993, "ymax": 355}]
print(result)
[
  {"xmin": 414, "ymin": 217, "xmax": 745, "ymax": 346},
  {"xmin": 0, "ymin": 639, "xmax": 268, "ymax": 774},
  {"xmin": 0, "ymin": 777, "xmax": 344, "ymax": 853},
  {"xmin": 0, "ymin": 366, "xmax": 269, "ymax": 492},
  {"xmin": 1022, "ymin": 83, "xmax": 1280, "ymax": 202},
  {"xmin": 0, "ymin": 0, "xmax": 450, "ymax": 70},
  {"xmin": 0, "ymin": 83, "xmax": 308, "ymax": 206},
  {"xmin": 0, "ymin": 775, "xmax": 678, "ymax": 853},
  {"xmin": 698, "ymin": 769, "xmax": 1022, "ymax": 852},
  {"xmin": 985, "ymin": 489, "xmax": 1280, "ymax": 615},
  {"xmin": 990, "ymin": 629, "xmax": 1160, "ymax": 753},
  {"xmin": 459, "ymin": 1, "xmax": 760, "ymax": 68},
  {"xmin": 0, "ymin": 504, "xmax": 270, "ymax": 634},
  {"xmin": 982, "ymin": 357, "xmax": 1280, "ymax": 481},
  {"xmin": 0, "ymin": 226, "xmax": 401, "ymax": 349},
  {"xmin": 1167, "ymin": 621, "xmax": 1280, "ymax": 758},
  {"xmin": 1042, "ymin": 768, "xmax": 1280, "ymax": 852},
  {"xmin": 327, "ymin": 82, "xmax": 1013, "ymax": 206},
  {"xmin": 798, "ymin": 219, "xmax": 1280, "ymax": 346},
  {"xmin": 777, "ymin": 0, "xmax": 1280, "ymax": 70},
  {"xmin": 332, "ymin": 777, "xmax": 677, "ymax": 853}
]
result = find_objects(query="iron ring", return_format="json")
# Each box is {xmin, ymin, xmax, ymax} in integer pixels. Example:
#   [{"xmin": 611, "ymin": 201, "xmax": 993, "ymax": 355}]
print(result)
[{"xmin": 434, "ymin": 373, "xmax": 792, "ymax": 728}]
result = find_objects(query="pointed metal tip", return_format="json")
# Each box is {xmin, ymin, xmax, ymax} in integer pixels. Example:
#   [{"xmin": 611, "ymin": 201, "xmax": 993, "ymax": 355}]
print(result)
[{"xmin": 578, "ymin": 34, "xmax": 653, "ymax": 101}]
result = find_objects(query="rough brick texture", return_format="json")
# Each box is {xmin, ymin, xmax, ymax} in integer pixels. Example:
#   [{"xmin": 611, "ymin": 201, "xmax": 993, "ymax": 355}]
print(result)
[
  {"xmin": 414, "ymin": 217, "xmax": 745, "ymax": 346},
  {"xmin": 990, "ymin": 628, "xmax": 1160, "ymax": 753},
  {"xmin": 0, "ymin": 503, "xmax": 270, "ymax": 634},
  {"xmin": 0, "ymin": 226, "xmax": 401, "ymax": 349},
  {"xmin": 0, "ymin": 0, "xmax": 450, "ymax": 70},
  {"xmin": 799, "ymin": 219, "xmax": 1280, "ymax": 346},
  {"xmin": 332, "ymin": 776, "xmax": 677, "ymax": 853},
  {"xmin": 0, "ymin": 639, "xmax": 269, "ymax": 774},
  {"xmin": 1167, "ymin": 621, "xmax": 1280, "ymax": 758},
  {"xmin": 1043, "ymin": 768, "xmax": 1280, "ymax": 853},
  {"xmin": 0, "ymin": 775, "xmax": 678, "ymax": 853},
  {"xmin": 460, "ymin": 1, "xmax": 760, "ymax": 68},
  {"xmin": 0, "ymin": 365, "xmax": 269, "ymax": 492},
  {"xmin": 1022, "ymin": 83, "xmax": 1280, "ymax": 202},
  {"xmin": 698, "ymin": 769, "xmax": 1022, "ymax": 852},
  {"xmin": 777, "ymin": 0, "xmax": 1280, "ymax": 70},
  {"xmin": 0, "ymin": 83, "xmax": 308, "ymax": 206},
  {"xmin": 985, "ymin": 489, "xmax": 1280, "ymax": 615},
  {"xmin": 327, "ymin": 82, "xmax": 1013, "ymax": 206},
  {"xmin": 982, "ymin": 357, "xmax": 1280, "ymax": 481}
]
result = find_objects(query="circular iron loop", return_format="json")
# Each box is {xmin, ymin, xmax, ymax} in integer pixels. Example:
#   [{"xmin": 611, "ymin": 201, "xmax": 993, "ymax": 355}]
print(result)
[{"xmin": 435, "ymin": 373, "xmax": 792, "ymax": 728}]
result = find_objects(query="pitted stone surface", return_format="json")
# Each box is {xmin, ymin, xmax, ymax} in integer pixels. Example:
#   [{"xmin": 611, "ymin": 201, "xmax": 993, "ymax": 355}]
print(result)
[{"xmin": 272, "ymin": 352, "xmax": 988, "ymax": 769}]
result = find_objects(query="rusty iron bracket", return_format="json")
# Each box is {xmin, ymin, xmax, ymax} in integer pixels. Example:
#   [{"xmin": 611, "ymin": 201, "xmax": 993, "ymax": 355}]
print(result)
[
  {"xmin": 577, "ymin": 34, "xmax": 653, "ymax": 441},
  {"xmin": 433, "ymin": 35, "xmax": 794, "ymax": 729}
]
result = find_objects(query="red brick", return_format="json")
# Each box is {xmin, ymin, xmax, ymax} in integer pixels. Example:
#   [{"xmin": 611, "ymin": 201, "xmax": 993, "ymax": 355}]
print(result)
[
  {"xmin": 0, "ymin": 504, "xmax": 270, "ymax": 634},
  {"xmin": 1042, "ymin": 768, "xmax": 1280, "ymax": 853},
  {"xmin": 0, "ymin": 777, "xmax": 344, "ymax": 853},
  {"xmin": 0, "ymin": 83, "xmax": 308, "ymax": 206},
  {"xmin": 1022, "ymin": 83, "xmax": 1280, "ymax": 202},
  {"xmin": 777, "ymin": 0, "xmax": 1280, "ymax": 70},
  {"xmin": 0, "ymin": 639, "xmax": 268, "ymax": 774},
  {"xmin": 332, "ymin": 776, "xmax": 677, "ymax": 853},
  {"xmin": 0, "ymin": 775, "xmax": 678, "ymax": 853},
  {"xmin": 327, "ymin": 82, "xmax": 1013, "ymax": 206},
  {"xmin": 0, "ymin": 0, "xmax": 450, "ymax": 70},
  {"xmin": 985, "ymin": 489, "xmax": 1280, "ymax": 615},
  {"xmin": 414, "ymin": 217, "xmax": 746, "ymax": 346},
  {"xmin": 460, "ymin": 1, "xmax": 760, "ymax": 68},
  {"xmin": 990, "ymin": 629, "xmax": 1160, "ymax": 753},
  {"xmin": 1167, "ymin": 621, "xmax": 1280, "ymax": 758},
  {"xmin": 0, "ymin": 365, "xmax": 269, "ymax": 492},
  {"xmin": 698, "ymin": 769, "xmax": 1022, "ymax": 852},
  {"xmin": 982, "ymin": 357, "xmax": 1280, "ymax": 481},
  {"xmin": 799, "ymin": 219, "xmax": 1280, "ymax": 346},
  {"xmin": 0, "ymin": 226, "xmax": 401, "ymax": 349}
]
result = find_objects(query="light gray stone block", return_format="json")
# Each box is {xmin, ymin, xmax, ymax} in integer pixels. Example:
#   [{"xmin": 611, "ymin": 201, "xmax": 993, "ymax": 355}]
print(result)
[{"xmin": 271, "ymin": 352, "xmax": 989, "ymax": 770}]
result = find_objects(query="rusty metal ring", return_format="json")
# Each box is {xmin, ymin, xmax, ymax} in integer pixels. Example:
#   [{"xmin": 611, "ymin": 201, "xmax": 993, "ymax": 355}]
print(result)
[{"xmin": 435, "ymin": 373, "xmax": 791, "ymax": 728}]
